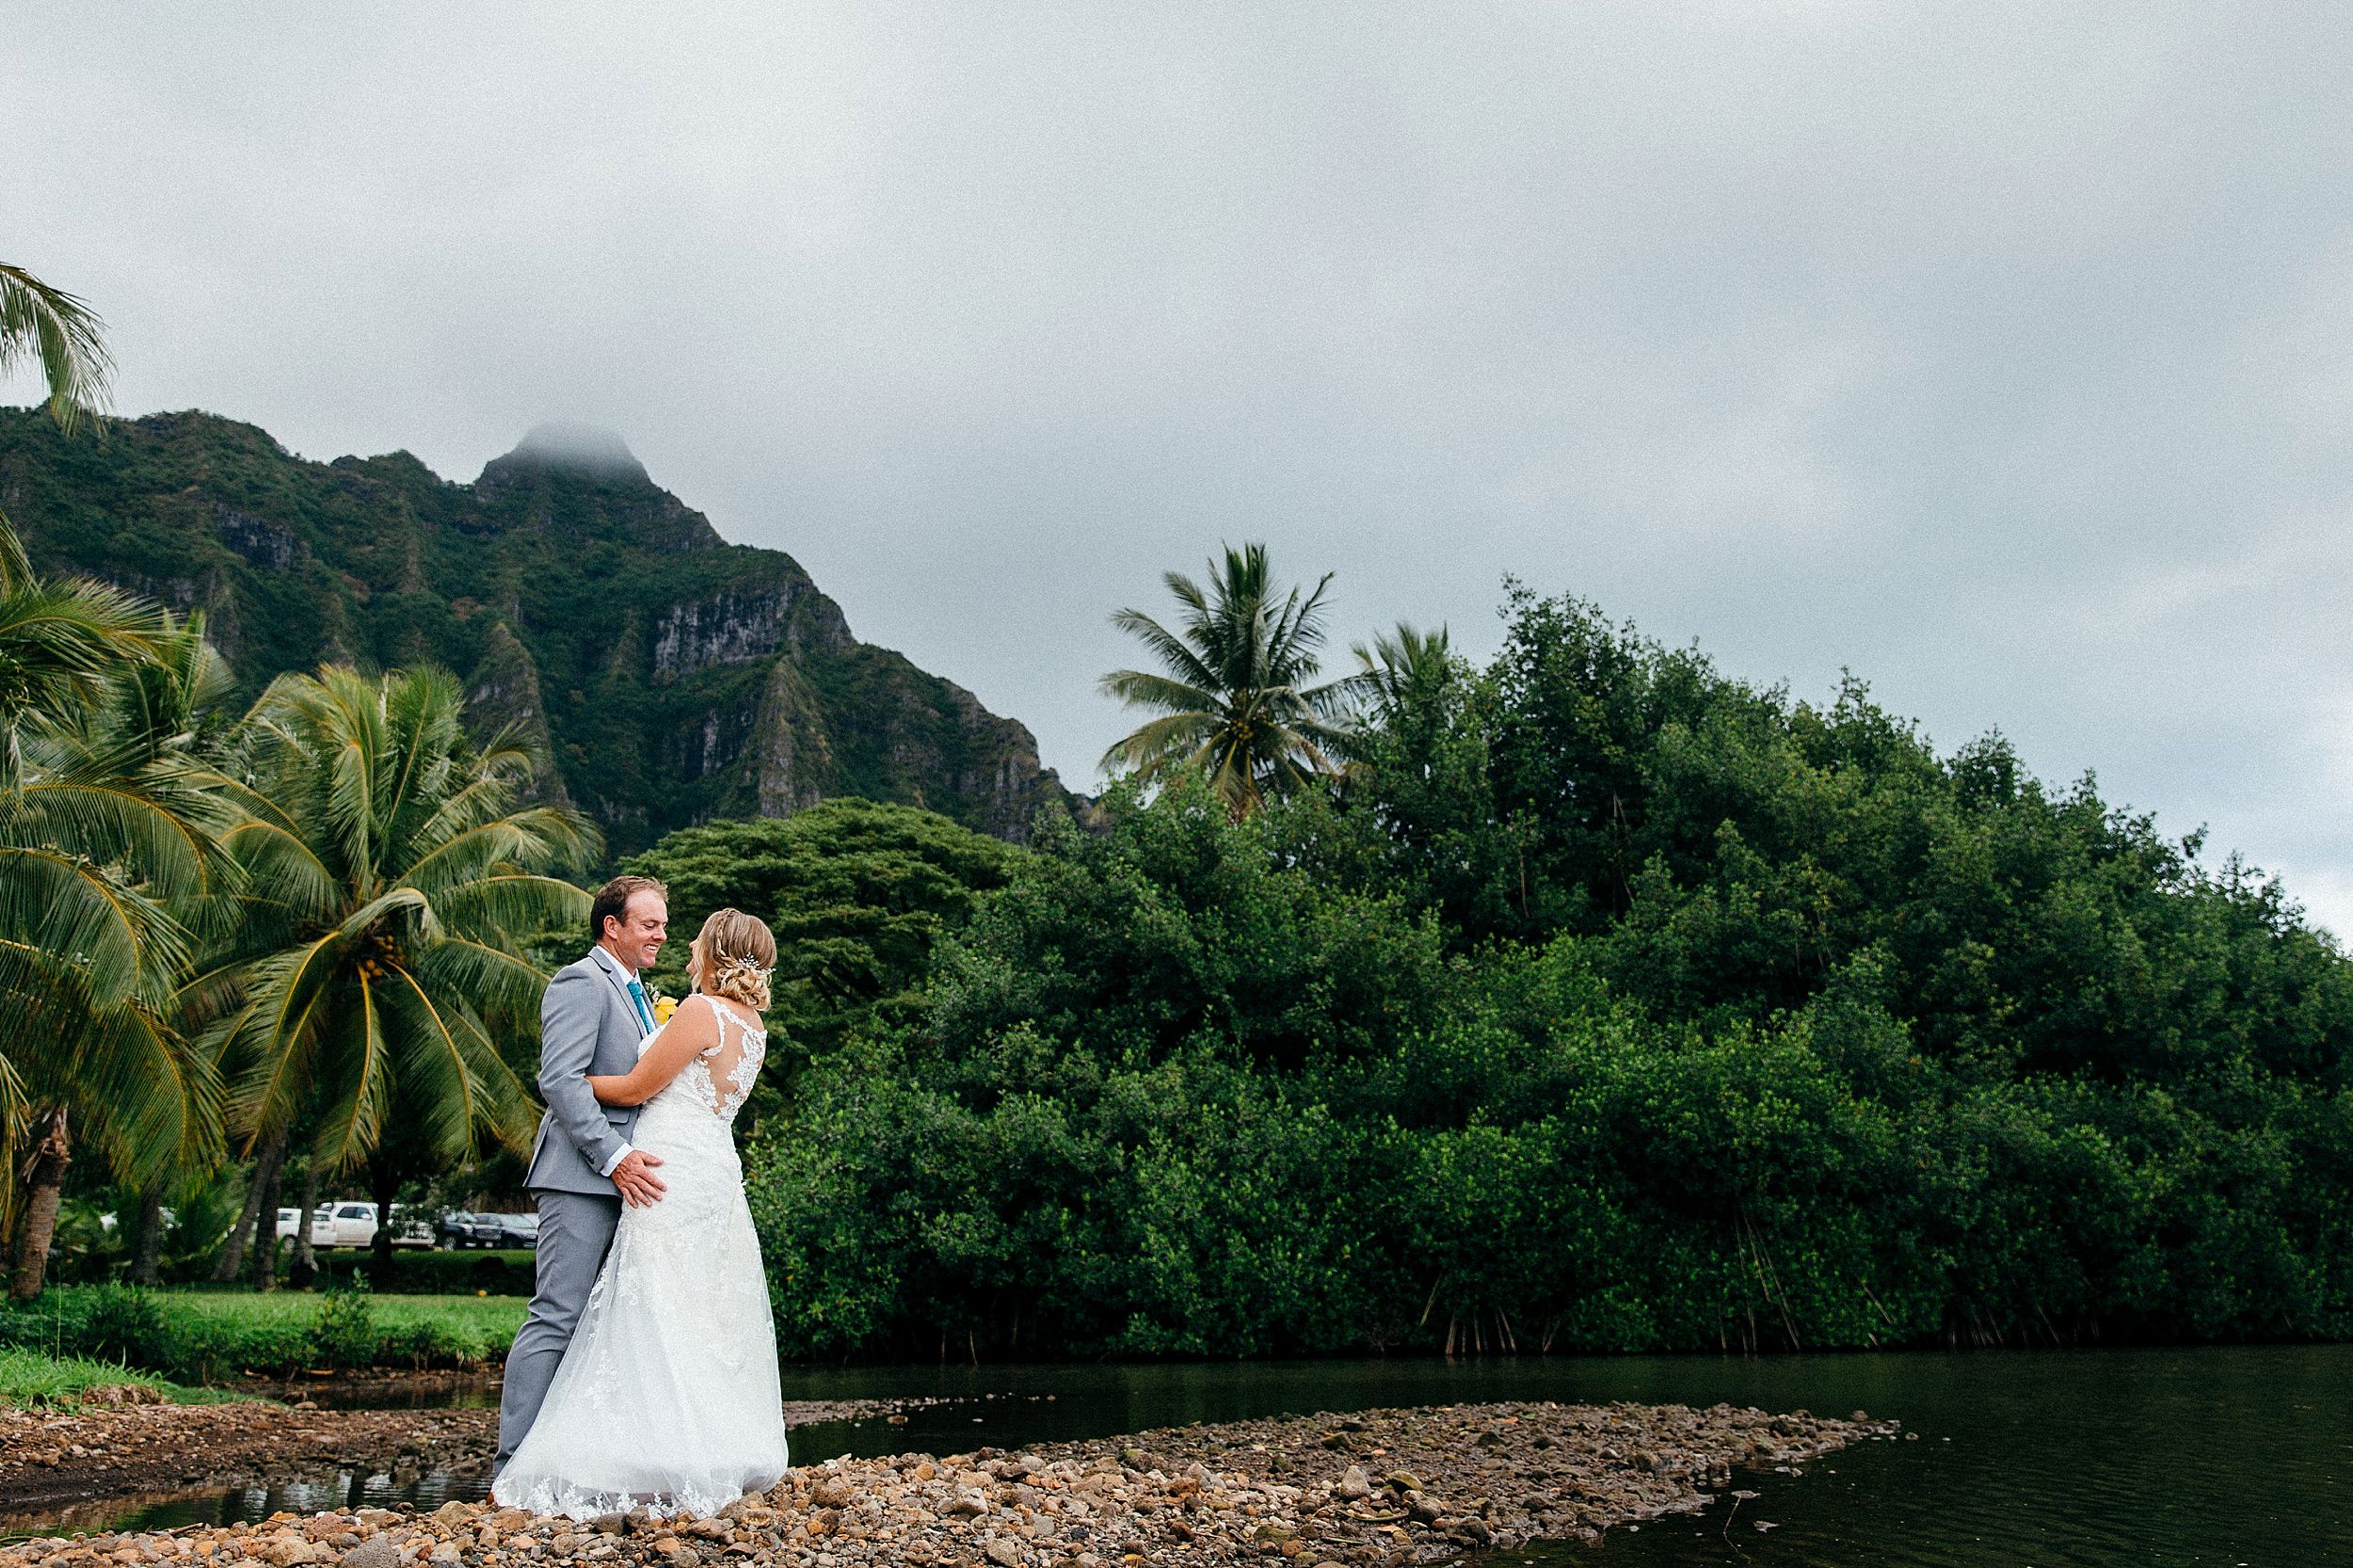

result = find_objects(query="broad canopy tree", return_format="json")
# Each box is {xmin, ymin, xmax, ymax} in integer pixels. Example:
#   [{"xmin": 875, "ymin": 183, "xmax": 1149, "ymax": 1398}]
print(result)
[{"xmin": 623, "ymin": 798, "xmax": 1019, "ymax": 1123}]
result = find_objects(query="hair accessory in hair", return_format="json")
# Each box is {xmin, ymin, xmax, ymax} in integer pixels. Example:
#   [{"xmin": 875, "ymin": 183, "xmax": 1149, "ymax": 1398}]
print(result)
[{"xmin": 714, "ymin": 952, "xmax": 774, "ymax": 984}]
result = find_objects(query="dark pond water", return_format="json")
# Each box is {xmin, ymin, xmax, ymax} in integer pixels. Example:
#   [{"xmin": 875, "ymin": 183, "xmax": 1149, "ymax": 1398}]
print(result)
[
  {"xmin": 236, "ymin": 1374, "xmax": 504, "ymax": 1411},
  {"xmin": 15, "ymin": 1346, "xmax": 2347, "ymax": 1564}
]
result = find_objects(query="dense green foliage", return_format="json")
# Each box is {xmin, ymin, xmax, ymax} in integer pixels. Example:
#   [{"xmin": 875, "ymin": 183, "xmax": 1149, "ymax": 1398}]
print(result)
[
  {"xmin": 741, "ymin": 589, "xmax": 2353, "ymax": 1358},
  {"xmin": 0, "ymin": 1286, "xmax": 522, "ymax": 1380},
  {"xmin": 303, "ymin": 1248, "xmax": 538, "ymax": 1296},
  {"xmin": 0, "ymin": 408, "xmax": 1071, "ymax": 853}
]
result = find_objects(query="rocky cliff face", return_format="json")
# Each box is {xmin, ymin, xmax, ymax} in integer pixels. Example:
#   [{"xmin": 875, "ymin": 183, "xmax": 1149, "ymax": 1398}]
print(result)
[
  {"xmin": 652, "ymin": 583, "xmax": 851, "ymax": 680},
  {"xmin": 0, "ymin": 409, "xmax": 1077, "ymax": 854}
]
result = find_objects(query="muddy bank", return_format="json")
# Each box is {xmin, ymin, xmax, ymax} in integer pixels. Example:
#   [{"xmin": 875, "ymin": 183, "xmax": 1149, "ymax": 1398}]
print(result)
[
  {"xmin": 0, "ymin": 1398, "xmax": 948, "ymax": 1517},
  {"xmin": 3, "ymin": 1399, "xmax": 1894, "ymax": 1565},
  {"xmin": 0, "ymin": 1402, "xmax": 491, "ymax": 1518}
]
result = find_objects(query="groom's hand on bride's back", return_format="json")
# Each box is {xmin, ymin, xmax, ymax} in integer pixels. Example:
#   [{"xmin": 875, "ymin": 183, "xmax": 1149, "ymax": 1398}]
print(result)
[{"xmin": 613, "ymin": 1149, "xmax": 667, "ymax": 1207}]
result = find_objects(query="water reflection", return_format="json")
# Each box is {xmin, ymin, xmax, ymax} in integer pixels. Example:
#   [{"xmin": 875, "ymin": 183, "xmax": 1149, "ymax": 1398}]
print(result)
[
  {"xmin": 1555, "ymin": 1346, "xmax": 2353, "ymax": 1568},
  {"xmin": 2, "ymin": 1467, "xmax": 487, "ymax": 1543},
  {"xmin": 232, "ymin": 1375, "xmax": 502, "ymax": 1412}
]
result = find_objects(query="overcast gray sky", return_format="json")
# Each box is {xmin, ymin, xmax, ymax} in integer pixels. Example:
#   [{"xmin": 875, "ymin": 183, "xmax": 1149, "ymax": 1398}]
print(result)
[{"xmin": 8, "ymin": 4, "xmax": 2350, "ymax": 936}]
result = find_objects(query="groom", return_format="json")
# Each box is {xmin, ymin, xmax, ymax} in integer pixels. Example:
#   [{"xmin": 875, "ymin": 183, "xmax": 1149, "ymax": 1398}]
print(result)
[{"xmin": 496, "ymin": 873, "xmax": 674, "ymax": 1474}]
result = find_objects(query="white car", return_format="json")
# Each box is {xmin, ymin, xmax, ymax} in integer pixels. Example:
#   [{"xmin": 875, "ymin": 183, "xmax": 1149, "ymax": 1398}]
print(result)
[
  {"xmin": 307, "ymin": 1201, "xmax": 433, "ymax": 1248},
  {"xmin": 270, "ymin": 1205, "xmax": 368, "ymax": 1245},
  {"xmin": 311, "ymin": 1201, "xmax": 378, "ymax": 1247}
]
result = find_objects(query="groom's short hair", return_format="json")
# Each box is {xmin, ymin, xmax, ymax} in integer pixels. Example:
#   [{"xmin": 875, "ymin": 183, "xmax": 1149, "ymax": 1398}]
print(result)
[{"xmin": 591, "ymin": 874, "xmax": 667, "ymax": 943}]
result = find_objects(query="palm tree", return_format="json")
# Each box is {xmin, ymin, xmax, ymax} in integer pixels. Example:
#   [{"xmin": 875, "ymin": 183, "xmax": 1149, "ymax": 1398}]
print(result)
[
  {"xmin": 0, "ymin": 264, "xmax": 112, "ymax": 435},
  {"xmin": 1099, "ymin": 544, "xmax": 1359, "ymax": 818},
  {"xmin": 0, "ymin": 265, "xmax": 231, "ymax": 1296},
  {"xmin": 0, "ymin": 261, "xmax": 135, "ymax": 776},
  {"xmin": 1351, "ymin": 621, "xmax": 1453, "ymax": 714},
  {"xmin": 0, "ymin": 260, "xmax": 126, "ymax": 760},
  {"xmin": 196, "ymin": 664, "xmax": 599, "ymax": 1274},
  {"xmin": 1, "ymin": 605, "xmax": 237, "ymax": 1295}
]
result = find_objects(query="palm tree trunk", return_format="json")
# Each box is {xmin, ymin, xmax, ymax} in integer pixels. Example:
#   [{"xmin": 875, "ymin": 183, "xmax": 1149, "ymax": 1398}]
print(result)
[
  {"xmin": 368, "ymin": 1154, "xmax": 398, "ymax": 1282},
  {"xmin": 8, "ymin": 1107, "xmax": 72, "ymax": 1299},
  {"xmin": 249, "ymin": 1143, "xmax": 287, "ymax": 1292},
  {"xmin": 211, "ymin": 1130, "xmax": 288, "ymax": 1284},
  {"xmin": 286, "ymin": 1157, "xmax": 321, "ymax": 1290},
  {"xmin": 211, "ymin": 1163, "xmax": 264, "ymax": 1283},
  {"xmin": 130, "ymin": 1184, "xmax": 165, "ymax": 1287}
]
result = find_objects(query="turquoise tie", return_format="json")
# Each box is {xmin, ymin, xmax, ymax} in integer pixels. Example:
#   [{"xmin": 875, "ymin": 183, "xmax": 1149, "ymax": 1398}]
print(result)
[{"xmin": 626, "ymin": 977, "xmax": 653, "ymax": 1032}]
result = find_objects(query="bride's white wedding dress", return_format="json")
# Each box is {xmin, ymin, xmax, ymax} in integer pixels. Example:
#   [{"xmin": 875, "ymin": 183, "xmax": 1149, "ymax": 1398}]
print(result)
[{"xmin": 495, "ymin": 995, "xmax": 789, "ymax": 1518}]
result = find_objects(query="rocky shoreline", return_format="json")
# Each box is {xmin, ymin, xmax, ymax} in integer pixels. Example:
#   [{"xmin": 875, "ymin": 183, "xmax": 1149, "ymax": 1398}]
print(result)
[
  {"xmin": 2, "ymin": 1399, "xmax": 1896, "ymax": 1565},
  {"xmin": 0, "ymin": 1399, "xmax": 940, "ymax": 1519}
]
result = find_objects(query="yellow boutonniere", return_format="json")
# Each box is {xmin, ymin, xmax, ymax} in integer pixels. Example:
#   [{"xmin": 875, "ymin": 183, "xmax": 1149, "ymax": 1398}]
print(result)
[{"xmin": 651, "ymin": 991, "xmax": 678, "ymax": 1025}]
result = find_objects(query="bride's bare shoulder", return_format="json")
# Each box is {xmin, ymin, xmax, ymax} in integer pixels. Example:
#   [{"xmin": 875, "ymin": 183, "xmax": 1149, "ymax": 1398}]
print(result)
[{"xmin": 659, "ymin": 993, "xmax": 721, "ymax": 1048}]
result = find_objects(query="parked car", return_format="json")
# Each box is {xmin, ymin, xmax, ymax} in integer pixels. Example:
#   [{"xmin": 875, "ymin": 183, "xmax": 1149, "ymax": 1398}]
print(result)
[
  {"xmin": 97, "ymin": 1209, "xmax": 175, "ymax": 1233},
  {"xmin": 438, "ymin": 1210, "xmax": 508, "ymax": 1249},
  {"xmin": 275, "ymin": 1206, "xmax": 305, "ymax": 1240},
  {"xmin": 310, "ymin": 1201, "xmax": 376, "ymax": 1247},
  {"xmin": 308, "ymin": 1201, "xmax": 434, "ymax": 1248},
  {"xmin": 492, "ymin": 1212, "xmax": 540, "ymax": 1249},
  {"xmin": 388, "ymin": 1208, "xmax": 437, "ymax": 1248}
]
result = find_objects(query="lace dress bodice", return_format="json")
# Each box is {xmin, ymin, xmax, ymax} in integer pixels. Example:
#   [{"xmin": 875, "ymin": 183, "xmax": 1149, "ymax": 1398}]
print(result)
[{"xmin": 647, "ymin": 995, "xmax": 765, "ymax": 1123}]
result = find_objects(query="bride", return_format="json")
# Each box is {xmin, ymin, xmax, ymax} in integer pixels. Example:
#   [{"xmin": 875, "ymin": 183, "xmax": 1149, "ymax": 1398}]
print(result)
[{"xmin": 494, "ymin": 909, "xmax": 792, "ymax": 1518}]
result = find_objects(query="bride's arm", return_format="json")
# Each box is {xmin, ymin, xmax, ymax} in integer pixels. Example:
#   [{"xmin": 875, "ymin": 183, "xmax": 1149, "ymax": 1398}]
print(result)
[{"xmin": 589, "ymin": 995, "xmax": 716, "ymax": 1105}]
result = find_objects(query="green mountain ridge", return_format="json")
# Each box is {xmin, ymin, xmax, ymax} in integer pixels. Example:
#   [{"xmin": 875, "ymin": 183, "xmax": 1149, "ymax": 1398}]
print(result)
[{"xmin": 0, "ymin": 408, "xmax": 1078, "ymax": 856}]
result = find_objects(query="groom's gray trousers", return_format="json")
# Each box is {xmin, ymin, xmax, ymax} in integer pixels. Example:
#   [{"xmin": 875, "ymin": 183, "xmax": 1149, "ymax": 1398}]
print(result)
[
  {"xmin": 496, "ymin": 1190, "xmax": 620, "ymax": 1467},
  {"xmin": 497, "ymin": 950, "xmax": 650, "ymax": 1470}
]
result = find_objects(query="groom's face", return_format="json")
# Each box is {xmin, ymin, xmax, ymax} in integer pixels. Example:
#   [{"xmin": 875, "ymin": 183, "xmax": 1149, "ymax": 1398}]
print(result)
[{"xmin": 609, "ymin": 891, "xmax": 668, "ymax": 972}]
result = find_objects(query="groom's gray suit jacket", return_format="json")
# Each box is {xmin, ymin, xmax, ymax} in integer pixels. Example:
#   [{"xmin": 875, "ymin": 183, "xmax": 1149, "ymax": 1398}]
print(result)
[{"xmin": 525, "ymin": 949, "xmax": 649, "ymax": 1193}]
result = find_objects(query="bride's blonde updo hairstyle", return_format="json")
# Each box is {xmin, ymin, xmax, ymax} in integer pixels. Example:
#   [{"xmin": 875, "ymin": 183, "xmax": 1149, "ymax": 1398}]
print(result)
[{"xmin": 695, "ymin": 907, "xmax": 776, "ymax": 1011}]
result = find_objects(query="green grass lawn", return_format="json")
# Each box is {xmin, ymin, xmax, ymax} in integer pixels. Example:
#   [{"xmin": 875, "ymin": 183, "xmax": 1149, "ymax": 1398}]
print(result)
[
  {"xmin": 0, "ymin": 1344, "xmax": 240, "ymax": 1409},
  {"xmin": 0, "ymin": 1285, "xmax": 529, "ymax": 1381},
  {"xmin": 156, "ymin": 1290, "xmax": 528, "ymax": 1360}
]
